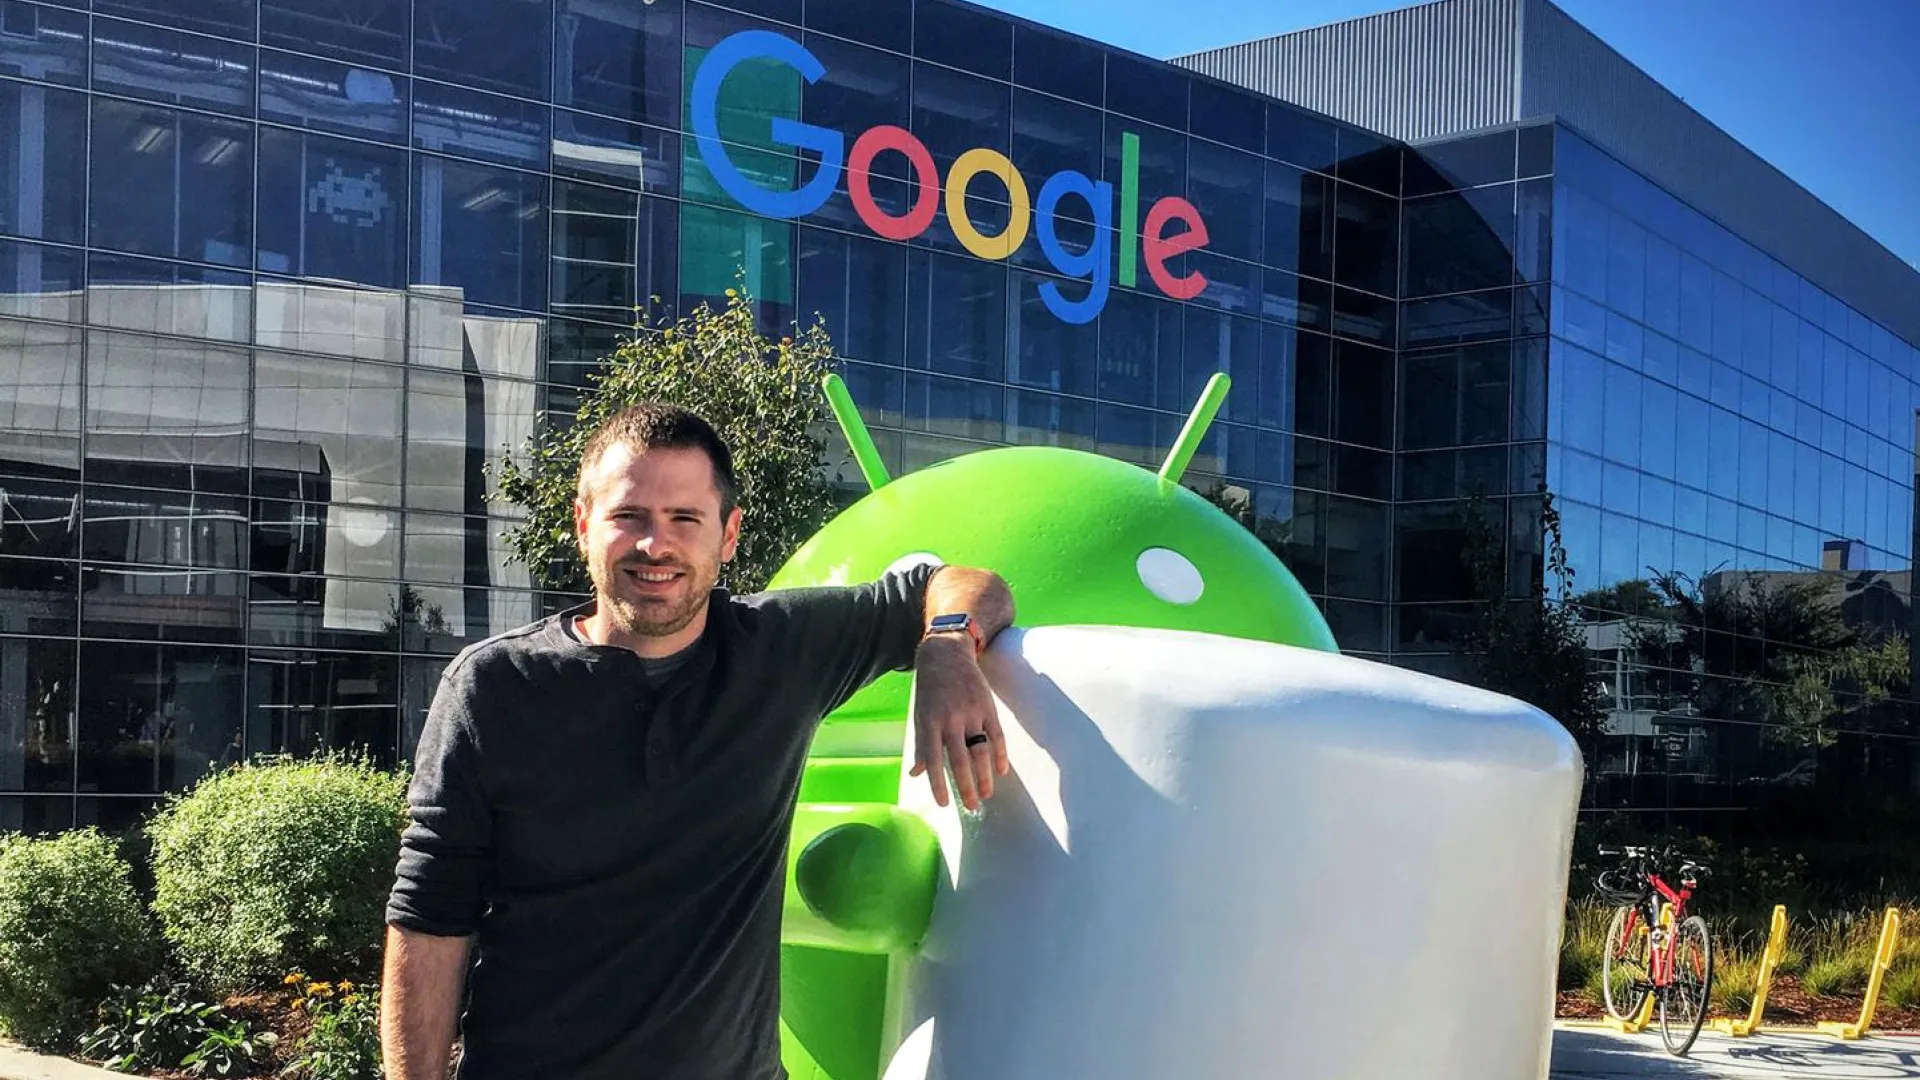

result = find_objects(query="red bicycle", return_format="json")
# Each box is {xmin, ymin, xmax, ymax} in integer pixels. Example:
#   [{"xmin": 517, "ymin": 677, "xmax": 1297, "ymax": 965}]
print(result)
[{"xmin": 1596, "ymin": 845, "xmax": 1715, "ymax": 1056}]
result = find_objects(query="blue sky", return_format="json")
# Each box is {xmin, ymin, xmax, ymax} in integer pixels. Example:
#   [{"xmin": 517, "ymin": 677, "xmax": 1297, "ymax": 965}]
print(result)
[{"xmin": 973, "ymin": 0, "xmax": 1920, "ymax": 271}]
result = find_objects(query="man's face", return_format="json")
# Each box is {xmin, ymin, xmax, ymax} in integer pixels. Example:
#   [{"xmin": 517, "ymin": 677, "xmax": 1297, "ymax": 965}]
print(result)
[{"xmin": 573, "ymin": 442, "xmax": 741, "ymax": 642}]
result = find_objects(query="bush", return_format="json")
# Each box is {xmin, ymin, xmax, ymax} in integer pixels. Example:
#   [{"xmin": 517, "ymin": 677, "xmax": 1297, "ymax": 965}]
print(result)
[
  {"xmin": 148, "ymin": 755, "xmax": 409, "ymax": 992},
  {"xmin": 1884, "ymin": 965, "xmax": 1920, "ymax": 1009},
  {"xmin": 78, "ymin": 977, "xmax": 277, "ymax": 1077},
  {"xmin": 0, "ymin": 829, "xmax": 159, "ymax": 1048}
]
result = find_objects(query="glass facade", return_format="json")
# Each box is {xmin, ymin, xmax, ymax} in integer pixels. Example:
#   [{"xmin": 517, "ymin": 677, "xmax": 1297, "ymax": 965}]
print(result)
[{"xmin": 1, "ymin": 0, "xmax": 1916, "ymax": 832}]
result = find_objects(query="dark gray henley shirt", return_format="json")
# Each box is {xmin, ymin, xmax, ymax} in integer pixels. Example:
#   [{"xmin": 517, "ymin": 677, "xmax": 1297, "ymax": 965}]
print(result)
[{"xmin": 385, "ymin": 565, "xmax": 937, "ymax": 1080}]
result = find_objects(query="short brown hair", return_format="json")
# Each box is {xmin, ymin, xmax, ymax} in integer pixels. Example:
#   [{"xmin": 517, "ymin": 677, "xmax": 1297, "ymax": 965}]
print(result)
[{"xmin": 576, "ymin": 404, "xmax": 738, "ymax": 514}]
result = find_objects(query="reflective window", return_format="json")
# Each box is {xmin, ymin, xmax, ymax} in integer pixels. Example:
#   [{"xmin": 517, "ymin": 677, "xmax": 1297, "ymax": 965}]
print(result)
[
  {"xmin": 247, "ymin": 650, "xmax": 398, "ymax": 770},
  {"xmin": 407, "ymin": 295, "xmax": 543, "ymax": 379},
  {"xmin": 914, "ymin": 0, "xmax": 1011, "ymax": 81},
  {"xmin": 1006, "ymin": 389, "xmax": 1095, "ymax": 451},
  {"xmin": 551, "ymin": 111, "xmax": 679, "ymax": 195},
  {"xmin": 1268, "ymin": 104, "xmax": 1337, "ymax": 173},
  {"xmin": 1253, "ymin": 323, "xmax": 1294, "ymax": 430},
  {"xmin": 0, "ymin": 239, "xmax": 83, "ymax": 322},
  {"xmin": 250, "ymin": 497, "xmax": 399, "ymax": 581},
  {"xmin": 83, "ymin": 487, "xmax": 246, "ymax": 571},
  {"xmin": 0, "ymin": 317, "xmax": 81, "ymax": 472},
  {"xmin": 0, "ymin": 82, "xmax": 85, "ymax": 245},
  {"xmin": 253, "ymin": 351, "xmax": 404, "ymax": 509},
  {"xmin": 86, "ymin": 332, "xmax": 249, "ymax": 494},
  {"xmin": 258, "ymin": 130, "xmax": 407, "ymax": 289},
  {"xmin": 1401, "ymin": 341, "xmax": 1509, "ymax": 450},
  {"xmin": 405, "ymin": 369, "xmax": 536, "ymax": 515},
  {"xmin": 908, "ymin": 249, "xmax": 1005, "ymax": 382},
  {"xmin": 260, "ymin": 50, "xmax": 408, "ymax": 143},
  {"xmin": 1332, "ymin": 182, "xmax": 1398, "ymax": 297},
  {"xmin": 550, "ymin": 180, "xmax": 678, "ymax": 326},
  {"xmin": 796, "ymin": 227, "xmax": 904, "ymax": 365},
  {"xmin": 1012, "ymin": 23, "xmax": 1103, "ymax": 105},
  {"xmin": 1405, "ymin": 130, "xmax": 1514, "ymax": 196},
  {"xmin": 414, "ymin": 0, "xmax": 552, "ymax": 99},
  {"xmin": 683, "ymin": 5, "xmax": 802, "ymax": 211},
  {"xmin": 91, "ymin": 18, "xmax": 254, "ymax": 116},
  {"xmin": 807, "ymin": 0, "xmax": 911, "ymax": 53},
  {"xmin": 90, "ymin": 100, "xmax": 254, "ymax": 268},
  {"xmin": 82, "ymin": 561, "xmax": 246, "ymax": 644},
  {"xmin": 1188, "ymin": 77, "xmax": 1264, "ymax": 155},
  {"xmin": 413, "ymin": 156, "xmax": 548, "ymax": 313},
  {"xmin": 1180, "ymin": 309, "xmax": 1257, "ymax": 423},
  {"xmin": 1515, "ymin": 178, "xmax": 1551, "ymax": 285},
  {"xmin": 248, "ymin": 574, "xmax": 399, "ymax": 650},
  {"xmin": 1403, "ymin": 185, "xmax": 1514, "ymax": 297},
  {"xmin": 1333, "ymin": 286, "xmax": 1394, "ymax": 348},
  {"xmin": 0, "ymin": 1, "xmax": 86, "ymax": 86},
  {"xmin": 1009, "ymin": 272, "xmax": 1098, "ymax": 398},
  {"xmin": 1326, "ymin": 494, "xmax": 1388, "ymax": 601},
  {"xmin": 1104, "ymin": 49, "xmax": 1186, "ymax": 131},
  {"xmin": 414, "ymin": 79, "xmax": 551, "ymax": 170},
  {"xmin": 256, "ymin": 279, "xmax": 407, "ymax": 363},
  {"xmin": 913, "ymin": 63, "xmax": 1011, "ymax": 251},
  {"xmin": 1331, "ymin": 341, "xmax": 1393, "ymax": 450},
  {"xmin": 1293, "ymin": 331, "xmax": 1332, "ymax": 438},
  {"xmin": 0, "ymin": 474, "xmax": 77, "ymax": 563},
  {"xmin": 1094, "ymin": 402, "xmax": 1158, "ymax": 468},
  {"xmin": 1335, "ymin": 127, "xmax": 1399, "ymax": 197},
  {"xmin": 0, "ymin": 637, "xmax": 72, "ymax": 793},
  {"xmin": 1012, "ymin": 90, "xmax": 1103, "ymax": 201},
  {"xmin": 1512, "ymin": 338, "xmax": 1546, "ymax": 442},
  {"xmin": 554, "ymin": 0, "xmax": 679, "ymax": 128},
  {"xmin": 403, "ymin": 513, "xmax": 525, "ymax": 588},
  {"xmin": 87, "ymin": 254, "xmax": 251, "ymax": 344},
  {"xmin": 1095, "ymin": 288, "xmax": 1180, "ymax": 407},
  {"xmin": 1187, "ymin": 141, "xmax": 1262, "ymax": 264},
  {"xmin": 1265, "ymin": 162, "xmax": 1332, "ymax": 279},
  {"xmin": 263, "ymin": 0, "xmax": 409, "ymax": 70},
  {"xmin": 678, "ymin": 203, "xmax": 792, "ymax": 334},
  {"xmin": 95, "ymin": 0, "xmax": 253, "ymax": 39},
  {"xmin": 835, "ymin": 361, "xmax": 904, "ymax": 431},
  {"xmin": 398, "ymin": 584, "xmax": 537, "ymax": 653},
  {"xmin": 1605, "ymin": 215, "xmax": 1646, "ymax": 323},
  {"xmin": 906, "ymin": 372, "xmax": 1002, "ymax": 443},
  {"xmin": 77, "ymin": 642, "xmax": 244, "ymax": 795},
  {"xmin": 1553, "ymin": 343, "xmax": 1604, "ymax": 455},
  {"xmin": 1557, "ymin": 185, "xmax": 1605, "ymax": 301},
  {"xmin": 1402, "ymin": 288, "xmax": 1508, "ymax": 350}
]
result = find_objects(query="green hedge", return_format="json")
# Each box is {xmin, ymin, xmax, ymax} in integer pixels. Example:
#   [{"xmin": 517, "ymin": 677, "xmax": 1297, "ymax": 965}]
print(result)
[
  {"xmin": 148, "ymin": 756, "xmax": 409, "ymax": 992},
  {"xmin": 0, "ymin": 829, "xmax": 159, "ymax": 1047}
]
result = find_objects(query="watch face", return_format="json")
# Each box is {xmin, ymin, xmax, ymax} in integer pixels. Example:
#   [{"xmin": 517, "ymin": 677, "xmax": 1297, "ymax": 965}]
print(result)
[{"xmin": 930, "ymin": 613, "xmax": 971, "ymax": 631}]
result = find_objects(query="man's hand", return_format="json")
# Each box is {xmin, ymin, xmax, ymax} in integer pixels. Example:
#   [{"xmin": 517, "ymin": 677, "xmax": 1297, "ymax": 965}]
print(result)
[{"xmin": 910, "ymin": 633, "xmax": 1008, "ymax": 810}]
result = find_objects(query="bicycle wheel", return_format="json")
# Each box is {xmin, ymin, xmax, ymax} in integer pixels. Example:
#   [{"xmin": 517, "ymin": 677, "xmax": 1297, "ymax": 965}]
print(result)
[
  {"xmin": 1601, "ymin": 903, "xmax": 1652, "ymax": 1021},
  {"xmin": 1659, "ymin": 915, "xmax": 1713, "ymax": 1056}
]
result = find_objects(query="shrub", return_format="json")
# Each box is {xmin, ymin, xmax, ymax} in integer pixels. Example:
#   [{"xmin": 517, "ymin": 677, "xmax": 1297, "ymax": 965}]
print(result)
[
  {"xmin": 148, "ymin": 755, "xmax": 409, "ymax": 992},
  {"xmin": 1801, "ymin": 954, "xmax": 1871, "ymax": 998},
  {"xmin": 1884, "ymin": 965, "xmax": 1920, "ymax": 1009},
  {"xmin": 78, "ymin": 977, "xmax": 277, "ymax": 1077},
  {"xmin": 0, "ymin": 829, "xmax": 159, "ymax": 1047}
]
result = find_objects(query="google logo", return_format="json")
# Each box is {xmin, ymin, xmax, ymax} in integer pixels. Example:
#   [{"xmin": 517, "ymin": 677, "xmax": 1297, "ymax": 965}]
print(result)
[{"xmin": 690, "ymin": 30, "xmax": 1212, "ymax": 325}]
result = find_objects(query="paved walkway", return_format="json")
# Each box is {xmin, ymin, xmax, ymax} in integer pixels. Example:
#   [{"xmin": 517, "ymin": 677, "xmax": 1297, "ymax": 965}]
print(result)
[
  {"xmin": 0, "ymin": 1043, "xmax": 120, "ymax": 1080},
  {"xmin": 1554, "ymin": 1025, "xmax": 1920, "ymax": 1079}
]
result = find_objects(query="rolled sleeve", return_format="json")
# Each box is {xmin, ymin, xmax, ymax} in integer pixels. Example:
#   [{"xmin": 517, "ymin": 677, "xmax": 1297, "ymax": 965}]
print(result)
[{"xmin": 387, "ymin": 665, "xmax": 492, "ymax": 937}]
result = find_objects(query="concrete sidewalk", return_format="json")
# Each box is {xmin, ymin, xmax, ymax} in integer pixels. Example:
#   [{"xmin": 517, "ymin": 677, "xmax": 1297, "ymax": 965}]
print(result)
[
  {"xmin": 1553, "ymin": 1025, "xmax": 1920, "ymax": 1078},
  {"xmin": 0, "ymin": 1043, "xmax": 120, "ymax": 1080}
]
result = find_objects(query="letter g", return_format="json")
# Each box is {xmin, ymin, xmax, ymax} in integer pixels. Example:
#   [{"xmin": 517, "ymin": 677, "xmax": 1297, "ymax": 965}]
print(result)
[{"xmin": 691, "ymin": 30, "xmax": 843, "ymax": 219}]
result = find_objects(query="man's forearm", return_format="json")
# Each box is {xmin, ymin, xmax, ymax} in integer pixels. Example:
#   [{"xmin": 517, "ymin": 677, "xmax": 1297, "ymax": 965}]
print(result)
[
  {"xmin": 381, "ymin": 924, "xmax": 471, "ymax": 1080},
  {"xmin": 925, "ymin": 566, "xmax": 1015, "ymax": 643}
]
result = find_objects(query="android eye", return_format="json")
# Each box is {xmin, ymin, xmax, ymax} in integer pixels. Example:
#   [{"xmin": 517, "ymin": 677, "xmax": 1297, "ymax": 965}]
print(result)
[
  {"xmin": 886, "ymin": 551, "xmax": 944, "ymax": 577},
  {"xmin": 1136, "ymin": 547, "xmax": 1203, "ymax": 605}
]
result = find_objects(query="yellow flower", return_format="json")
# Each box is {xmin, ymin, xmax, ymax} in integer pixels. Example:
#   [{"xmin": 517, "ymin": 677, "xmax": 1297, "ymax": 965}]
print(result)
[
  {"xmin": 291, "ymin": 998, "xmax": 305, "ymax": 1011},
  {"xmin": 342, "ymin": 993, "xmax": 362, "ymax": 1006},
  {"xmin": 337, "ymin": 980, "xmax": 354, "ymax": 994},
  {"xmin": 283, "ymin": 974, "xmax": 302, "ymax": 986},
  {"xmin": 307, "ymin": 982, "xmax": 333, "ymax": 997}
]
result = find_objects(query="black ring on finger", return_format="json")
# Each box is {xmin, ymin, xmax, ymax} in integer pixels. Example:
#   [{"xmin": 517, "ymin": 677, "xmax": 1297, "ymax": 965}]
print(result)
[{"xmin": 964, "ymin": 732, "xmax": 989, "ymax": 748}]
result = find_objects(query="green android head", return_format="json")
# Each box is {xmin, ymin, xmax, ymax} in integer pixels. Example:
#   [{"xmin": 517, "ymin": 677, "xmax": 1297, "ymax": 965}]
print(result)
[{"xmin": 765, "ymin": 371, "xmax": 1338, "ymax": 732}]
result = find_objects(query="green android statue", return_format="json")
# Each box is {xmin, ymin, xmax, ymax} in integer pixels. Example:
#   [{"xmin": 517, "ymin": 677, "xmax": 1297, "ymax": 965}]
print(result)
[{"xmin": 768, "ymin": 371, "xmax": 1337, "ymax": 1080}]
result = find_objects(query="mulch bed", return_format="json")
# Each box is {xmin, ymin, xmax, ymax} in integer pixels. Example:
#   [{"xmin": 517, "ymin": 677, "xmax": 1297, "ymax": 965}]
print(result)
[{"xmin": 1558, "ymin": 973, "xmax": 1920, "ymax": 1033}]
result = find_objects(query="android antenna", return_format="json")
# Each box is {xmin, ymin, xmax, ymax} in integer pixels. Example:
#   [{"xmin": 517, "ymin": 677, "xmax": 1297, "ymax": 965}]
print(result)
[
  {"xmin": 822, "ymin": 372, "xmax": 891, "ymax": 491},
  {"xmin": 1159, "ymin": 373, "xmax": 1231, "ymax": 484}
]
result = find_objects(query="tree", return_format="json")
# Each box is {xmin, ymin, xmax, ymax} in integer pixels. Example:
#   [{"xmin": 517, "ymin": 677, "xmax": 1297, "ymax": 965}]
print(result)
[
  {"xmin": 1456, "ymin": 490, "xmax": 1610, "ymax": 751},
  {"xmin": 490, "ymin": 288, "xmax": 844, "ymax": 595}
]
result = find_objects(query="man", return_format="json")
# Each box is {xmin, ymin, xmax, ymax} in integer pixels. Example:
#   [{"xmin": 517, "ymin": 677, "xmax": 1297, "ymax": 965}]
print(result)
[{"xmin": 382, "ymin": 403, "xmax": 1015, "ymax": 1080}]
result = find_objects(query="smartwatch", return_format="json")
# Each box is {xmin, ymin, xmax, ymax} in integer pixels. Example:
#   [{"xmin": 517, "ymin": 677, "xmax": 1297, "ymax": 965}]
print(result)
[{"xmin": 925, "ymin": 612, "xmax": 985, "ymax": 655}]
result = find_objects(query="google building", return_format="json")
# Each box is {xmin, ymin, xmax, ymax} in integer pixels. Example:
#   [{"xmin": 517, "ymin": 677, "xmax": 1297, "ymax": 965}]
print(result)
[{"xmin": 1, "ymin": 0, "xmax": 1917, "ymax": 845}]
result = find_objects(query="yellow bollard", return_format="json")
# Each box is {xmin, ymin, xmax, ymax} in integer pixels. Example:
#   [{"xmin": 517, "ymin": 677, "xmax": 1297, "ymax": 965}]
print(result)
[
  {"xmin": 1817, "ymin": 907, "xmax": 1901, "ymax": 1040},
  {"xmin": 1712, "ymin": 904, "xmax": 1787, "ymax": 1037}
]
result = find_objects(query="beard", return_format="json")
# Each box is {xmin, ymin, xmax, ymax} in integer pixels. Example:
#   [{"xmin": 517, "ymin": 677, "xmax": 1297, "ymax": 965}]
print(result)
[{"xmin": 588, "ymin": 553, "xmax": 717, "ymax": 640}]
